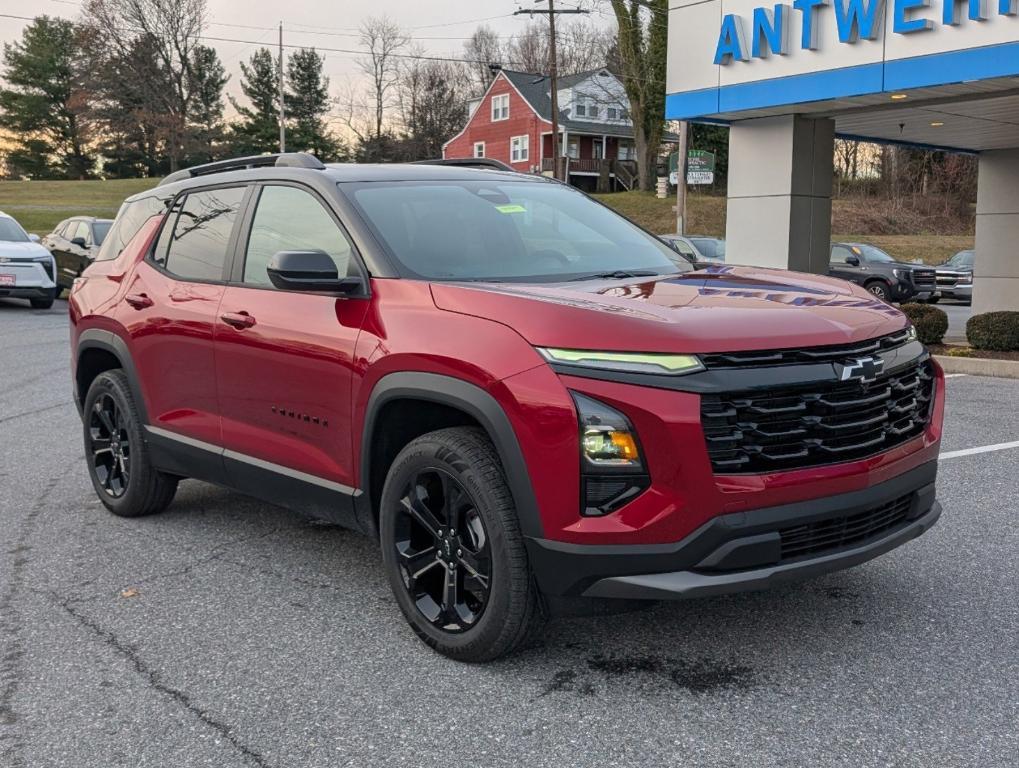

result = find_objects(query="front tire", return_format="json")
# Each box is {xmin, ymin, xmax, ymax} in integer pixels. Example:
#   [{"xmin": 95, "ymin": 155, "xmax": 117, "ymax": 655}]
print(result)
[
  {"xmin": 865, "ymin": 280, "xmax": 890, "ymax": 302},
  {"xmin": 83, "ymin": 370, "xmax": 178, "ymax": 517},
  {"xmin": 30, "ymin": 289, "xmax": 56, "ymax": 309},
  {"xmin": 379, "ymin": 427, "xmax": 545, "ymax": 662}
]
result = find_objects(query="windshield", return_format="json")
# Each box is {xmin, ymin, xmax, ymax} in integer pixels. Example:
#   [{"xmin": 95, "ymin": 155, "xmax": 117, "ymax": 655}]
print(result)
[
  {"xmin": 690, "ymin": 237, "xmax": 725, "ymax": 260},
  {"xmin": 0, "ymin": 217, "xmax": 30, "ymax": 243},
  {"xmin": 343, "ymin": 180, "xmax": 685, "ymax": 282},
  {"xmin": 93, "ymin": 221, "xmax": 112, "ymax": 246},
  {"xmin": 853, "ymin": 244, "xmax": 896, "ymax": 263},
  {"xmin": 947, "ymin": 250, "xmax": 974, "ymax": 268}
]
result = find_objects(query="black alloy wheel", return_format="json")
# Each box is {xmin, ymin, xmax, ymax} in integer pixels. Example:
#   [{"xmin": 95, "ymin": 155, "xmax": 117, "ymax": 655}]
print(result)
[
  {"xmin": 867, "ymin": 282, "xmax": 890, "ymax": 301},
  {"xmin": 89, "ymin": 392, "xmax": 131, "ymax": 498},
  {"xmin": 392, "ymin": 468, "xmax": 492, "ymax": 632}
]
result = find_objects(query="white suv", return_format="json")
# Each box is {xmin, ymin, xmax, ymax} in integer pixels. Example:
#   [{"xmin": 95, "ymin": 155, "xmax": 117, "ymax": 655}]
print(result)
[{"xmin": 0, "ymin": 211, "xmax": 58, "ymax": 309}]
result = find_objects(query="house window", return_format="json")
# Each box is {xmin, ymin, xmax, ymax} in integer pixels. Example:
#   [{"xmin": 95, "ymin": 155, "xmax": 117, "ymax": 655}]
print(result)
[
  {"xmin": 491, "ymin": 94, "xmax": 509, "ymax": 121},
  {"xmin": 607, "ymin": 107, "xmax": 618, "ymax": 120},
  {"xmin": 618, "ymin": 143, "xmax": 634, "ymax": 161},
  {"xmin": 575, "ymin": 103, "xmax": 587, "ymax": 117},
  {"xmin": 567, "ymin": 138, "xmax": 579, "ymax": 159},
  {"xmin": 510, "ymin": 135, "xmax": 529, "ymax": 163},
  {"xmin": 473, "ymin": 142, "xmax": 485, "ymax": 158},
  {"xmin": 587, "ymin": 103, "xmax": 599, "ymax": 119}
]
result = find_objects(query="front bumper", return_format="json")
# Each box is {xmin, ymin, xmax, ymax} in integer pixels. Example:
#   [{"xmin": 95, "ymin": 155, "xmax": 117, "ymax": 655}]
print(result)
[
  {"xmin": 0, "ymin": 259, "xmax": 56, "ymax": 299},
  {"xmin": 527, "ymin": 460, "xmax": 940, "ymax": 599},
  {"xmin": 940, "ymin": 285, "xmax": 972, "ymax": 300}
]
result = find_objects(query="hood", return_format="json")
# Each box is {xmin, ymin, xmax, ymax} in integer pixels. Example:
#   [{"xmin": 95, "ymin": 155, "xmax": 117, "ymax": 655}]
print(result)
[
  {"xmin": 0, "ymin": 240, "xmax": 50, "ymax": 260},
  {"xmin": 431, "ymin": 265, "xmax": 909, "ymax": 354},
  {"xmin": 935, "ymin": 264, "xmax": 973, "ymax": 274}
]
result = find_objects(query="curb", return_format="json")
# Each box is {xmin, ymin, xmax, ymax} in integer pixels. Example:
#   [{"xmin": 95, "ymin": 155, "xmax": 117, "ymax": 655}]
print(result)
[{"xmin": 933, "ymin": 354, "xmax": 1019, "ymax": 380}]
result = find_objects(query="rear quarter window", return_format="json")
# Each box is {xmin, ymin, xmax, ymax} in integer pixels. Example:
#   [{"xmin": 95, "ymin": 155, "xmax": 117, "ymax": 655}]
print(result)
[{"xmin": 94, "ymin": 194, "xmax": 169, "ymax": 261}]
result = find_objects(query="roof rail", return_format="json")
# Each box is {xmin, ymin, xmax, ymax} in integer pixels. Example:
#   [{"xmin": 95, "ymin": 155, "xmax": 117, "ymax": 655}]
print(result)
[
  {"xmin": 412, "ymin": 158, "xmax": 515, "ymax": 172},
  {"xmin": 158, "ymin": 152, "xmax": 326, "ymax": 187}
]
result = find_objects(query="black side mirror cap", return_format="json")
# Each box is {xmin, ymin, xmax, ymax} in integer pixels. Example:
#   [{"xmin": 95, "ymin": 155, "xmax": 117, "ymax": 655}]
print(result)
[
  {"xmin": 266, "ymin": 250, "xmax": 364, "ymax": 294},
  {"xmin": 71, "ymin": 237, "xmax": 88, "ymax": 248},
  {"xmin": 846, "ymin": 255, "xmax": 860, "ymax": 266}
]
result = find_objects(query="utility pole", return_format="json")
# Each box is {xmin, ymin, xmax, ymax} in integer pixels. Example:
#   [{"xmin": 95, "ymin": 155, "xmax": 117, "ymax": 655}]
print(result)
[
  {"xmin": 515, "ymin": 1, "xmax": 587, "ymax": 182},
  {"xmin": 278, "ymin": 21, "xmax": 286, "ymax": 153},
  {"xmin": 675, "ymin": 121, "xmax": 688, "ymax": 235}
]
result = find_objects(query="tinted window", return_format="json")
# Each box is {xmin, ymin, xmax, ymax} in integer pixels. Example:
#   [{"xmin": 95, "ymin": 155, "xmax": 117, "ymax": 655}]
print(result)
[
  {"xmin": 690, "ymin": 237, "xmax": 725, "ymax": 260},
  {"xmin": 947, "ymin": 250, "xmax": 974, "ymax": 268},
  {"xmin": 855, "ymin": 244, "xmax": 896, "ymax": 262},
  {"xmin": 244, "ymin": 186, "xmax": 353, "ymax": 286},
  {"xmin": 95, "ymin": 195, "xmax": 169, "ymax": 261},
  {"xmin": 0, "ymin": 217, "xmax": 30, "ymax": 242},
  {"xmin": 162, "ymin": 187, "xmax": 245, "ymax": 281},
  {"xmin": 831, "ymin": 245, "xmax": 856, "ymax": 264},
  {"xmin": 345, "ymin": 180, "xmax": 682, "ymax": 282},
  {"xmin": 92, "ymin": 221, "xmax": 111, "ymax": 246}
]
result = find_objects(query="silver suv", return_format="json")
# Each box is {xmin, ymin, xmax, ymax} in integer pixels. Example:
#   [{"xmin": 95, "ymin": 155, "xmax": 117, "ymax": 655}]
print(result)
[{"xmin": 0, "ymin": 211, "xmax": 58, "ymax": 309}]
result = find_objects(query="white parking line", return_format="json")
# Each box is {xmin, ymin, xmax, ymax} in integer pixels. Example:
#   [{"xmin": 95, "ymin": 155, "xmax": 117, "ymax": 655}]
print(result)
[
  {"xmin": 943, "ymin": 373, "xmax": 968, "ymax": 379},
  {"xmin": 940, "ymin": 440, "xmax": 1019, "ymax": 461}
]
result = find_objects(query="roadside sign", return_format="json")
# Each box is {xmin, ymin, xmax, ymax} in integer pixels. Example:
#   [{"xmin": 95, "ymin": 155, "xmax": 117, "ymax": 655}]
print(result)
[{"xmin": 669, "ymin": 149, "xmax": 716, "ymax": 186}]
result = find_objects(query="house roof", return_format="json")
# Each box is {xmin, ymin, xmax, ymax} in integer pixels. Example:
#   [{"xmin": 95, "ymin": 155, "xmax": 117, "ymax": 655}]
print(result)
[{"xmin": 500, "ymin": 68, "xmax": 680, "ymax": 141}]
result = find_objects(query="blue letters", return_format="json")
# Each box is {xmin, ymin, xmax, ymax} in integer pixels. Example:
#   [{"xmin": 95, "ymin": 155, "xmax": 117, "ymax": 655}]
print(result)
[
  {"xmin": 834, "ymin": 0, "xmax": 885, "ymax": 42},
  {"xmin": 894, "ymin": 0, "xmax": 935, "ymax": 31},
  {"xmin": 752, "ymin": 5, "xmax": 792, "ymax": 57},
  {"xmin": 714, "ymin": 14, "xmax": 749, "ymax": 64},
  {"xmin": 944, "ymin": 0, "xmax": 987, "ymax": 23},
  {"xmin": 793, "ymin": 0, "xmax": 830, "ymax": 49}
]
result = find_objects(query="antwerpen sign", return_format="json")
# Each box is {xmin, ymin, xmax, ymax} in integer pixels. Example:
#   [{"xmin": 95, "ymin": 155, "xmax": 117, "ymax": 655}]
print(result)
[{"xmin": 714, "ymin": 0, "xmax": 1018, "ymax": 64}]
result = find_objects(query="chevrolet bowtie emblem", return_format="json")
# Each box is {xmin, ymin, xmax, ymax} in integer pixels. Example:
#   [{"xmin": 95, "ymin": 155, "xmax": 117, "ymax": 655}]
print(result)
[{"xmin": 837, "ymin": 356, "xmax": 884, "ymax": 383}]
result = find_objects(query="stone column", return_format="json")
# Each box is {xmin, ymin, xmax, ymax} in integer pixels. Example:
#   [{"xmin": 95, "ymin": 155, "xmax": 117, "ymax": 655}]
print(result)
[
  {"xmin": 725, "ymin": 115, "xmax": 835, "ymax": 274},
  {"xmin": 973, "ymin": 149, "xmax": 1019, "ymax": 314}
]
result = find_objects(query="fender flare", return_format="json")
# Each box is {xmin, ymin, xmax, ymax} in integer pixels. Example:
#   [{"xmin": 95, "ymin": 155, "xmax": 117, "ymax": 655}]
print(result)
[
  {"xmin": 76, "ymin": 329, "xmax": 149, "ymax": 425},
  {"xmin": 360, "ymin": 372, "xmax": 544, "ymax": 539}
]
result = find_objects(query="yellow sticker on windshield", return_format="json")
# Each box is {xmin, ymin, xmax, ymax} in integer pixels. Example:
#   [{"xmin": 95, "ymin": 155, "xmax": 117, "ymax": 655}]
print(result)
[{"xmin": 495, "ymin": 204, "xmax": 526, "ymax": 214}]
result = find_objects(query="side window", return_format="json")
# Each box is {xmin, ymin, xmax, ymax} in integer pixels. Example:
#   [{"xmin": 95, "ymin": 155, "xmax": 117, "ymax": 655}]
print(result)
[
  {"xmin": 54, "ymin": 220, "xmax": 70, "ymax": 238},
  {"xmin": 831, "ymin": 246, "xmax": 854, "ymax": 265},
  {"xmin": 243, "ymin": 185, "xmax": 353, "ymax": 287},
  {"xmin": 161, "ymin": 187, "xmax": 245, "ymax": 281},
  {"xmin": 95, "ymin": 195, "xmax": 169, "ymax": 261},
  {"xmin": 672, "ymin": 239, "xmax": 696, "ymax": 257},
  {"xmin": 71, "ymin": 221, "xmax": 90, "ymax": 244}
]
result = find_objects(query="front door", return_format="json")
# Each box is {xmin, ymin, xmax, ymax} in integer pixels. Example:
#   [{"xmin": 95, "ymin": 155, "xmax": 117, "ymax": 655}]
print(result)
[
  {"xmin": 118, "ymin": 185, "xmax": 248, "ymax": 481},
  {"xmin": 829, "ymin": 244, "xmax": 867, "ymax": 286},
  {"xmin": 214, "ymin": 183, "xmax": 369, "ymax": 524}
]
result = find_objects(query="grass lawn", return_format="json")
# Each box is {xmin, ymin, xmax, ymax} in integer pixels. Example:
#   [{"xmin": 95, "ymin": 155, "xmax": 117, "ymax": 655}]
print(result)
[
  {"xmin": 593, "ymin": 190, "xmax": 973, "ymax": 265},
  {"xmin": 0, "ymin": 178, "xmax": 159, "ymax": 234},
  {"xmin": 0, "ymin": 179, "xmax": 974, "ymax": 266}
]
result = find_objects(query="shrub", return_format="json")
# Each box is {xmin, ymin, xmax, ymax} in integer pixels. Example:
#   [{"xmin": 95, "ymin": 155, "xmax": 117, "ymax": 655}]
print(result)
[
  {"xmin": 966, "ymin": 311, "xmax": 1019, "ymax": 351},
  {"xmin": 899, "ymin": 303, "xmax": 948, "ymax": 345}
]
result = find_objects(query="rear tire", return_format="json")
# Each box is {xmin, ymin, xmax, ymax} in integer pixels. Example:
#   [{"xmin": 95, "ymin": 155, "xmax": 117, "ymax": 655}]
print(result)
[
  {"xmin": 379, "ymin": 427, "xmax": 545, "ymax": 662},
  {"xmin": 83, "ymin": 370, "xmax": 178, "ymax": 517}
]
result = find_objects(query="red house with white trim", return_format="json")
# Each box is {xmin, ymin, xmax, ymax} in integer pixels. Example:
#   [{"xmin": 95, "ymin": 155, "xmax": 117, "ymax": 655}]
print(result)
[{"xmin": 443, "ymin": 67, "xmax": 676, "ymax": 191}]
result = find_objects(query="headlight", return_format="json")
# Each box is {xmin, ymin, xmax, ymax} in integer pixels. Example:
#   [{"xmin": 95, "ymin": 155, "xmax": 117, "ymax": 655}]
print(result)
[
  {"xmin": 905, "ymin": 325, "xmax": 918, "ymax": 342},
  {"xmin": 31, "ymin": 253, "xmax": 52, "ymax": 262},
  {"xmin": 538, "ymin": 347, "xmax": 704, "ymax": 376},
  {"xmin": 958, "ymin": 274, "xmax": 972, "ymax": 284},
  {"xmin": 892, "ymin": 268, "xmax": 906, "ymax": 279},
  {"xmin": 572, "ymin": 392, "xmax": 649, "ymax": 516}
]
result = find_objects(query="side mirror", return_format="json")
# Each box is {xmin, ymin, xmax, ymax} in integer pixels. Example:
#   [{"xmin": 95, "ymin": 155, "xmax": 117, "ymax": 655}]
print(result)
[
  {"xmin": 845, "ymin": 255, "xmax": 860, "ymax": 266},
  {"xmin": 28, "ymin": 233, "xmax": 40, "ymax": 243},
  {"xmin": 266, "ymin": 250, "xmax": 364, "ymax": 294},
  {"xmin": 71, "ymin": 236, "xmax": 88, "ymax": 248}
]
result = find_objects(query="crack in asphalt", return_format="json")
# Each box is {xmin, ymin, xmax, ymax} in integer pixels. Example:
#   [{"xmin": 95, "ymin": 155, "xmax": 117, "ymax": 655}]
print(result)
[
  {"xmin": 51, "ymin": 594, "xmax": 272, "ymax": 768},
  {"xmin": 0, "ymin": 401, "xmax": 72, "ymax": 426},
  {"xmin": 0, "ymin": 476, "xmax": 59, "ymax": 768}
]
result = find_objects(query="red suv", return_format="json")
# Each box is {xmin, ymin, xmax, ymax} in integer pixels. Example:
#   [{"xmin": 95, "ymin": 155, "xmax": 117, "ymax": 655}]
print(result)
[{"xmin": 70, "ymin": 154, "xmax": 944, "ymax": 661}]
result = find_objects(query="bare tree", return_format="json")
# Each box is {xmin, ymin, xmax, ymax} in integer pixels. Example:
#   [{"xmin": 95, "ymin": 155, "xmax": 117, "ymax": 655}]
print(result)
[
  {"xmin": 357, "ymin": 15, "xmax": 409, "ymax": 140},
  {"xmin": 83, "ymin": 0, "xmax": 206, "ymax": 172},
  {"xmin": 398, "ymin": 53, "xmax": 469, "ymax": 160},
  {"xmin": 463, "ymin": 26, "xmax": 503, "ymax": 95}
]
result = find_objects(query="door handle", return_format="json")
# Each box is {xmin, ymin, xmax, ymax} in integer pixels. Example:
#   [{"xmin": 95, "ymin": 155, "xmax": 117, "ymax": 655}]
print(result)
[
  {"xmin": 125, "ymin": 293, "xmax": 153, "ymax": 309},
  {"xmin": 220, "ymin": 311, "xmax": 256, "ymax": 329}
]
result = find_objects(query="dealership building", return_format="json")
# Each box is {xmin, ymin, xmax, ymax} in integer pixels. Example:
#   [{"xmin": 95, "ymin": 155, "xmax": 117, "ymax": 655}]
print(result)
[{"xmin": 666, "ymin": 0, "xmax": 1019, "ymax": 312}]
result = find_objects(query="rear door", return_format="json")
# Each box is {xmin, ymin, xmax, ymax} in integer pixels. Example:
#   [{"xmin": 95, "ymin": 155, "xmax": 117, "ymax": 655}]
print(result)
[
  {"xmin": 118, "ymin": 185, "xmax": 248, "ymax": 479},
  {"xmin": 214, "ymin": 183, "xmax": 369, "ymax": 522}
]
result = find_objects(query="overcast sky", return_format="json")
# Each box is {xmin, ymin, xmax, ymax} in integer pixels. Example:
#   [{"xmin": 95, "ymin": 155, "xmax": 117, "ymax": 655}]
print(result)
[{"xmin": 2, "ymin": 0, "xmax": 609, "ymax": 109}]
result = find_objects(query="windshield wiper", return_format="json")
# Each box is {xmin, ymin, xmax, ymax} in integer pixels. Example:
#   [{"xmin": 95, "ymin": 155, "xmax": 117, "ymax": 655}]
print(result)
[{"xmin": 568, "ymin": 270, "xmax": 660, "ymax": 282}]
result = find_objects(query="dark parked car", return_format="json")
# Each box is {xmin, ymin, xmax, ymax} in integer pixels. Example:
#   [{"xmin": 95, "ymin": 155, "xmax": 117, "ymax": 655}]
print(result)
[
  {"xmin": 69, "ymin": 154, "xmax": 944, "ymax": 661},
  {"xmin": 661, "ymin": 234, "xmax": 725, "ymax": 264},
  {"xmin": 43, "ymin": 216, "xmax": 113, "ymax": 294},
  {"xmin": 932, "ymin": 249, "xmax": 973, "ymax": 304},
  {"xmin": 829, "ymin": 242, "xmax": 937, "ymax": 303}
]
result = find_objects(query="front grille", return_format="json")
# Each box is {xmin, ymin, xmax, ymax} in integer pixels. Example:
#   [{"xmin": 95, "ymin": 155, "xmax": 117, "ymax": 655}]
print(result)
[
  {"xmin": 779, "ymin": 493, "xmax": 913, "ymax": 560},
  {"xmin": 936, "ymin": 274, "xmax": 957, "ymax": 288},
  {"xmin": 701, "ymin": 329, "xmax": 912, "ymax": 369},
  {"xmin": 912, "ymin": 269, "xmax": 936, "ymax": 290},
  {"xmin": 701, "ymin": 359, "xmax": 935, "ymax": 473}
]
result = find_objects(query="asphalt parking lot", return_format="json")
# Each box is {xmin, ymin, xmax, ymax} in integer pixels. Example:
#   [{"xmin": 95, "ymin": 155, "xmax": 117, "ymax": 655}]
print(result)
[{"xmin": 1, "ymin": 298, "xmax": 1016, "ymax": 768}]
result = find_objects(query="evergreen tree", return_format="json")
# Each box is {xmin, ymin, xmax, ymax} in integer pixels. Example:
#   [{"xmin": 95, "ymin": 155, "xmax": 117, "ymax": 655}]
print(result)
[
  {"xmin": 187, "ymin": 45, "xmax": 228, "ymax": 164},
  {"xmin": 0, "ymin": 16, "xmax": 94, "ymax": 179},
  {"xmin": 228, "ymin": 48, "xmax": 281, "ymax": 156},
  {"xmin": 285, "ymin": 48, "xmax": 345, "ymax": 161}
]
